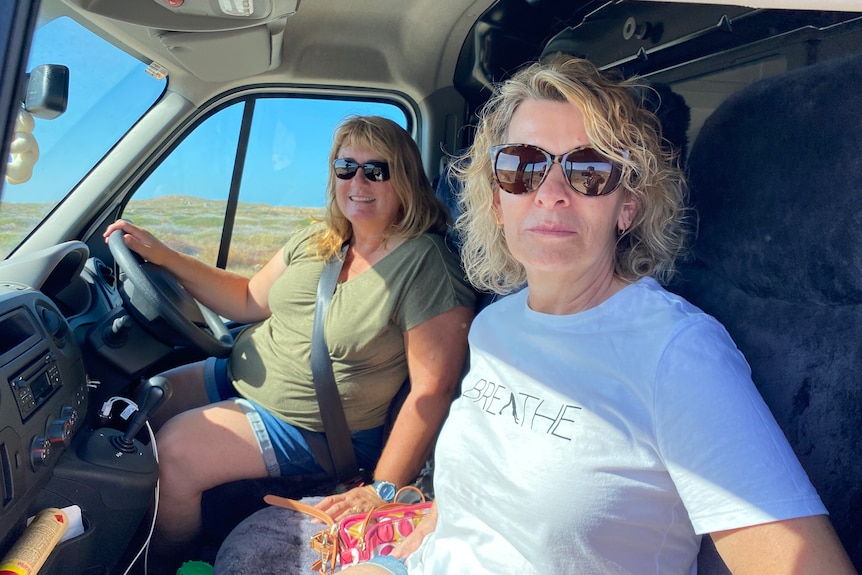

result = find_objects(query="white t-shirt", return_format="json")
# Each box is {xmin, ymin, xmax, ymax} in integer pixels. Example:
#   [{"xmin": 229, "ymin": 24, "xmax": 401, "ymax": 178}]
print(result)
[{"xmin": 409, "ymin": 278, "xmax": 826, "ymax": 575}]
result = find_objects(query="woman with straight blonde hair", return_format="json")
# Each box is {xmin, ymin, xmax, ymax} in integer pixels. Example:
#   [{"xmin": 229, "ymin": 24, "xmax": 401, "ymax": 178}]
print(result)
[{"xmin": 105, "ymin": 115, "xmax": 475, "ymax": 574}]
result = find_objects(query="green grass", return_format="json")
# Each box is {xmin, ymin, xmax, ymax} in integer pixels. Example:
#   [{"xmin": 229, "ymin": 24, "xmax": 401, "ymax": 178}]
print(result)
[
  {"xmin": 0, "ymin": 201, "xmax": 56, "ymax": 259},
  {"xmin": 1, "ymin": 196, "xmax": 326, "ymax": 277}
]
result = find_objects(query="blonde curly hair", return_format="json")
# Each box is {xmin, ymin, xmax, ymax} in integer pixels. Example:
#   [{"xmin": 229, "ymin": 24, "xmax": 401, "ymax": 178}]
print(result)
[
  {"xmin": 455, "ymin": 55, "xmax": 691, "ymax": 294},
  {"xmin": 311, "ymin": 115, "xmax": 449, "ymax": 259}
]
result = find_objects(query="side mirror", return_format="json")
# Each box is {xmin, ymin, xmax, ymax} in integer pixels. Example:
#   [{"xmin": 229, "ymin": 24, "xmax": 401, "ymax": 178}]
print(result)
[{"xmin": 24, "ymin": 64, "xmax": 69, "ymax": 120}]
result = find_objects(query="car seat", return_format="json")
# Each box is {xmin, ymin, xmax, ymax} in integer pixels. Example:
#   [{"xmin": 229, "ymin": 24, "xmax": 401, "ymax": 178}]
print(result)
[{"xmin": 677, "ymin": 53, "xmax": 862, "ymax": 572}]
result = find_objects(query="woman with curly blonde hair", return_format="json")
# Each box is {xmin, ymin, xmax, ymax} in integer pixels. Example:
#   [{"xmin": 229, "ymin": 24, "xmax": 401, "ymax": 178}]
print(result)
[
  {"xmin": 456, "ymin": 54, "xmax": 690, "ymax": 294},
  {"xmin": 346, "ymin": 55, "xmax": 853, "ymax": 575}
]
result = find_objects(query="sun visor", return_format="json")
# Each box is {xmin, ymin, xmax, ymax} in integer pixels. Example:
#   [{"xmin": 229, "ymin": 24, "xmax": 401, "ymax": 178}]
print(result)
[
  {"xmin": 159, "ymin": 21, "xmax": 285, "ymax": 82},
  {"xmin": 65, "ymin": 0, "xmax": 299, "ymax": 32}
]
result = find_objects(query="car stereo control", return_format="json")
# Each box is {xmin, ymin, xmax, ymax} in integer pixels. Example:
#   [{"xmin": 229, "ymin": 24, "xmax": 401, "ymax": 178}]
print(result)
[
  {"xmin": 48, "ymin": 406, "xmax": 76, "ymax": 446},
  {"xmin": 29, "ymin": 435, "xmax": 51, "ymax": 469}
]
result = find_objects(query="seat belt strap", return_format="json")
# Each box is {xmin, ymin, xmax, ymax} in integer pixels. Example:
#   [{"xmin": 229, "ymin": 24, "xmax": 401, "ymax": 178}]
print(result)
[{"xmin": 310, "ymin": 243, "xmax": 360, "ymax": 483}]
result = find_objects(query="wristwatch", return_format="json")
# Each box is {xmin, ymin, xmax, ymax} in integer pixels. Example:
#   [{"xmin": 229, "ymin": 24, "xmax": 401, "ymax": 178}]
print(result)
[{"xmin": 371, "ymin": 480, "xmax": 396, "ymax": 502}]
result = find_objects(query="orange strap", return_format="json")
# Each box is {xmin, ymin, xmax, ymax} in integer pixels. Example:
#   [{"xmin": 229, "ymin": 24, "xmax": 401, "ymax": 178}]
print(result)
[{"xmin": 263, "ymin": 494, "xmax": 335, "ymax": 526}]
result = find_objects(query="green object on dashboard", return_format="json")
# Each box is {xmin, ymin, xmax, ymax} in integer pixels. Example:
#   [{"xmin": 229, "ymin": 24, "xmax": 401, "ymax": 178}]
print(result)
[{"xmin": 176, "ymin": 561, "xmax": 213, "ymax": 575}]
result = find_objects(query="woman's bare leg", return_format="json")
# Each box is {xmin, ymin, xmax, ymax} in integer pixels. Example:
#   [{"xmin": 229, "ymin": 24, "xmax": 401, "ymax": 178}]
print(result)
[{"xmin": 150, "ymin": 399, "xmax": 270, "ymax": 569}]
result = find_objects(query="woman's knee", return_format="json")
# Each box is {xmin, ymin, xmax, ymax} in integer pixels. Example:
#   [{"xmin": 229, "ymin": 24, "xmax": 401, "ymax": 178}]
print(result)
[
  {"xmin": 154, "ymin": 413, "xmax": 227, "ymax": 491},
  {"xmin": 154, "ymin": 421, "xmax": 199, "ymax": 489},
  {"xmin": 342, "ymin": 564, "xmax": 401, "ymax": 575},
  {"xmin": 344, "ymin": 556, "xmax": 408, "ymax": 575}
]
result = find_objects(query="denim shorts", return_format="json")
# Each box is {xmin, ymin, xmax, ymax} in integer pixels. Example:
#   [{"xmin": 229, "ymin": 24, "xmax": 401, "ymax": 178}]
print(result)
[
  {"xmin": 203, "ymin": 357, "xmax": 384, "ymax": 478},
  {"xmin": 365, "ymin": 555, "xmax": 408, "ymax": 575}
]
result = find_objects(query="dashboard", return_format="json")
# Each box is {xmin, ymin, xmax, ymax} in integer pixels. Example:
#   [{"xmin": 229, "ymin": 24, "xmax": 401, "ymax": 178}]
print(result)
[
  {"xmin": 0, "ymin": 242, "xmax": 161, "ymax": 574},
  {"xmin": 0, "ymin": 279, "xmax": 90, "ymax": 548}
]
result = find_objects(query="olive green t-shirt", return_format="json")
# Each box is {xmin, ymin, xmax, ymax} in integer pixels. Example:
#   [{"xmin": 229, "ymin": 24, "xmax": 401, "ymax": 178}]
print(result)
[{"xmin": 229, "ymin": 224, "xmax": 476, "ymax": 432}]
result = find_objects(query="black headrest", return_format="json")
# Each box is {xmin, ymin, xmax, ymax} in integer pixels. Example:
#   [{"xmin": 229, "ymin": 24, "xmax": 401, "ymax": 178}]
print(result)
[
  {"xmin": 687, "ymin": 54, "xmax": 862, "ymax": 306},
  {"xmin": 435, "ymin": 151, "xmax": 472, "ymax": 256},
  {"xmin": 637, "ymin": 82, "xmax": 690, "ymax": 162}
]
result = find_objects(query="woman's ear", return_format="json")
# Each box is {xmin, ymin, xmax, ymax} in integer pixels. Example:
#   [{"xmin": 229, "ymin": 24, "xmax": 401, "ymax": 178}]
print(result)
[{"xmin": 617, "ymin": 193, "xmax": 638, "ymax": 233}]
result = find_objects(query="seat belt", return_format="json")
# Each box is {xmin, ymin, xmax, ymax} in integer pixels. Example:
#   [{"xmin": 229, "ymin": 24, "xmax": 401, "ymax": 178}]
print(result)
[{"xmin": 307, "ymin": 243, "xmax": 361, "ymax": 484}]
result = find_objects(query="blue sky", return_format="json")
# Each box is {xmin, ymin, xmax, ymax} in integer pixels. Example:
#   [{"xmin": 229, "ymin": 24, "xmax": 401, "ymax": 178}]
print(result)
[{"xmin": 6, "ymin": 16, "xmax": 406, "ymax": 207}]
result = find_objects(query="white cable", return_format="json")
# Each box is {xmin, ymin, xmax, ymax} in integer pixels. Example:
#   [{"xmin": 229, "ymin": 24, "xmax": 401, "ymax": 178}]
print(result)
[
  {"xmin": 122, "ymin": 421, "xmax": 159, "ymax": 575},
  {"xmin": 99, "ymin": 396, "xmax": 139, "ymax": 420}
]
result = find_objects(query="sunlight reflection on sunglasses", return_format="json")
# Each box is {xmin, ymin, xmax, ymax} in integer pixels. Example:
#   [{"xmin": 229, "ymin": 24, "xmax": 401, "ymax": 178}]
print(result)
[
  {"xmin": 491, "ymin": 143, "xmax": 623, "ymax": 196},
  {"xmin": 333, "ymin": 159, "xmax": 391, "ymax": 182}
]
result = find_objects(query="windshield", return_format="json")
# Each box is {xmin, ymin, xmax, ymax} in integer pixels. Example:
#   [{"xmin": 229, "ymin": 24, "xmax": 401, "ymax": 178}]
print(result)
[{"xmin": 0, "ymin": 16, "xmax": 165, "ymax": 258}]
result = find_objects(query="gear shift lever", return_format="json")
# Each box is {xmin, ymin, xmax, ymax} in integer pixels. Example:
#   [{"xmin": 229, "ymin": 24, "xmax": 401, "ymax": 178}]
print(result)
[{"xmin": 110, "ymin": 376, "xmax": 172, "ymax": 453}]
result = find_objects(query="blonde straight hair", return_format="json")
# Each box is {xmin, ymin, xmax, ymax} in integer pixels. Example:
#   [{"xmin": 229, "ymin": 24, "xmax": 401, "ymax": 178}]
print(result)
[{"xmin": 311, "ymin": 115, "xmax": 449, "ymax": 259}]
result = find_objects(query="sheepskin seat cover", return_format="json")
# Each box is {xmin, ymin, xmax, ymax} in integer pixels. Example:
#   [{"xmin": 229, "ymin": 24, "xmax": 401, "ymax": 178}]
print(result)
[{"xmin": 677, "ymin": 53, "xmax": 862, "ymax": 572}]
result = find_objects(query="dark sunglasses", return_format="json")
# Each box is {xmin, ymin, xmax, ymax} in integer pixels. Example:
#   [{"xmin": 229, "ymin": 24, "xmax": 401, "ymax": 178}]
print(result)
[
  {"xmin": 333, "ymin": 158, "xmax": 391, "ymax": 182},
  {"xmin": 490, "ymin": 143, "xmax": 624, "ymax": 196}
]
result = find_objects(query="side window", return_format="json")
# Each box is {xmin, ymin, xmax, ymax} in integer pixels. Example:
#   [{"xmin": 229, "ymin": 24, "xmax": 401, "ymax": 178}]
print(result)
[
  {"xmin": 125, "ymin": 97, "xmax": 407, "ymax": 277},
  {"xmin": 125, "ymin": 102, "xmax": 244, "ymax": 268}
]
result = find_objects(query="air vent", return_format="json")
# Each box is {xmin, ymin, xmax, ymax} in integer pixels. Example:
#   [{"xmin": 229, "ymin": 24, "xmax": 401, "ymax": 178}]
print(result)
[
  {"xmin": 37, "ymin": 304, "xmax": 68, "ymax": 347},
  {"xmin": 95, "ymin": 260, "xmax": 116, "ymax": 289},
  {"xmin": 0, "ymin": 443, "xmax": 12, "ymax": 508}
]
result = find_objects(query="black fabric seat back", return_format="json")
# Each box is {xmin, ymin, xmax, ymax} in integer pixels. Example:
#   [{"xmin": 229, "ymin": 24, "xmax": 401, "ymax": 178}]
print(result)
[{"xmin": 677, "ymin": 54, "xmax": 862, "ymax": 572}]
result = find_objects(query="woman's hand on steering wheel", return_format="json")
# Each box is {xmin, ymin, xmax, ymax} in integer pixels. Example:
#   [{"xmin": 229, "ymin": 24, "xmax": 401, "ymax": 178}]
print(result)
[
  {"xmin": 103, "ymin": 219, "xmax": 171, "ymax": 266},
  {"xmin": 104, "ymin": 219, "xmax": 233, "ymax": 358}
]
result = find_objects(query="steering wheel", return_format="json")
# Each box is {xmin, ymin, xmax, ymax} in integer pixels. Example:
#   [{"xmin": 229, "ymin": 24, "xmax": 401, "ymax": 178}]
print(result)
[{"xmin": 108, "ymin": 230, "xmax": 233, "ymax": 358}]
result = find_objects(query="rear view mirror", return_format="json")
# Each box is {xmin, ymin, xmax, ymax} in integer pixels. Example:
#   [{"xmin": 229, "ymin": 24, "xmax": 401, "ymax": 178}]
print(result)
[{"xmin": 24, "ymin": 64, "xmax": 69, "ymax": 120}]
